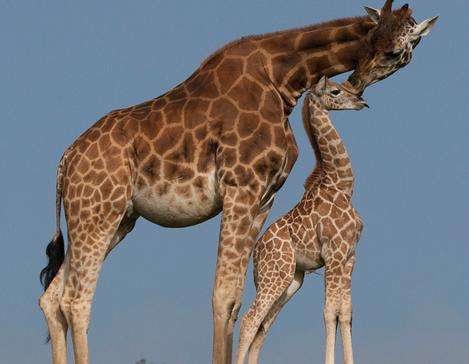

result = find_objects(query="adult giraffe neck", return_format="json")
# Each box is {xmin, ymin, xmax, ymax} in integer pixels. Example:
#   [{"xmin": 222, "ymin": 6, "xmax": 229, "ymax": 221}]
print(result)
[{"xmin": 259, "ymin": 17, "xmax": 375, "ymax": 112}]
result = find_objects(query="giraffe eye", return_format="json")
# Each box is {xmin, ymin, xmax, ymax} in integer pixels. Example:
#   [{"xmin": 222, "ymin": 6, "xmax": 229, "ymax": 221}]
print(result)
[
  {"xmin": 385, "ymin": 49, "xmax": 404, "ymax": 59},
  {"xmin": 330, "ymin": 89, "xmax": 341, "ymax": 96}
]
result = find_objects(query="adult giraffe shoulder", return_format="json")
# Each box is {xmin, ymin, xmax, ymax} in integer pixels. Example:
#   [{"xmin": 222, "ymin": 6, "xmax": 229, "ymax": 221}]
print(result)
[{"xmin": 39, "ymin": 1, "xmax": 437, "ymax": 363}]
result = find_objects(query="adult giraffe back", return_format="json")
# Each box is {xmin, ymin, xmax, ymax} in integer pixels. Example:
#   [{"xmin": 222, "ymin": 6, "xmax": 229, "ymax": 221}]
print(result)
[{"xmin": 38, "ymin": 1, "xmax": 437, "ymax": 363}]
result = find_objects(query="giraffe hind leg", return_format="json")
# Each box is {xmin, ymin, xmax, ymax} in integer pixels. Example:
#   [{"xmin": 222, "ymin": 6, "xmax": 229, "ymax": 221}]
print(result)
[
  {"xmin": 59, "ymin": 193, "xmax": 134, "ymax": 364},
  {"xmin": 235, "ymin": 244, "xmax": 296, "ymax": 364},
  {"xmin": 247, "ymin": 271, "xmax": 304, "ymax": 364},
  {"xmin": 39, "ymin": 261, "xmax": 69, "ymax": 364},
  {"xmin": 235, "ymin": 274, "xmax": 294, "ymax": 364},
  {"xmin": 38, "ymin": 210, "xmax": 137, "ymax": 364}
]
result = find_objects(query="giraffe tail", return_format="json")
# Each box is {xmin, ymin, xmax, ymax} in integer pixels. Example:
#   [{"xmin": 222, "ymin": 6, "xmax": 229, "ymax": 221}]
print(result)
[{"xmin": 39, "ymin": 150, "xmax": 69, "ymax": 290}]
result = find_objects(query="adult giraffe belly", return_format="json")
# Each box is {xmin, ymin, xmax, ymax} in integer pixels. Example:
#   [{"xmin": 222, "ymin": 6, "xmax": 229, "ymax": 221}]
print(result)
[{"xmin": 132, "ymin": 170, "xmax": 222, "ymax": 228}]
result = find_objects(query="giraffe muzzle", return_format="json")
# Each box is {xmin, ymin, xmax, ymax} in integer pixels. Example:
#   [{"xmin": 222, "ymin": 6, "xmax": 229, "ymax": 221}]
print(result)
[{"xmin": 357, "ymin": 96, "xmax": 370, "ymax": 109}]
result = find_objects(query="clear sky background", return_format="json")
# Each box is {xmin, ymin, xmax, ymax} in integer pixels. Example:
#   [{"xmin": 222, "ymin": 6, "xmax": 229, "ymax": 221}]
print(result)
[{"xmin": 1, "ymin": 1, "xmax": 468, "ymax": 363}]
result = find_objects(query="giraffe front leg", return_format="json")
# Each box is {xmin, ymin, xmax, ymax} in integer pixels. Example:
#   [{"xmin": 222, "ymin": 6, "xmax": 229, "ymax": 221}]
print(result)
[
  {"xmin": 212, "ymin": 186, "xmax": 270, "ymax": 364},
  {"xmin": 338, "ymin": 256, "xmax": 355, "ymax": 364},
  {"xmin": 224, "ymin": 202, "xmax": 273, "ymax": 363},
  {"xmin": 323, "ymin": 252, "xmax": 356, "ymax": 364},
  {"xmin": 323, "ymin": 265, "xmax": 340, "ymax": 364}
]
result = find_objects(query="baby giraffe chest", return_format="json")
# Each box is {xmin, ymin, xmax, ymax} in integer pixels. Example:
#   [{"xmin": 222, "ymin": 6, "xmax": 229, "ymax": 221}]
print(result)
[{"xmin": 291, "ymin": 195, "xmax": 361, "ymax": 271}]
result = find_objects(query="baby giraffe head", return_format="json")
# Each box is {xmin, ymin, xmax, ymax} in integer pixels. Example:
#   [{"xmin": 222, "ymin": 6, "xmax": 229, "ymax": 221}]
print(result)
[{"xmin": 312, "ymin": 76, "xmax": 369, "ymax": 111}]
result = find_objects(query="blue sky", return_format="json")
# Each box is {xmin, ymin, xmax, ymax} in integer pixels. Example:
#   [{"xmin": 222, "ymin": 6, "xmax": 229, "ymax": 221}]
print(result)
[{"xmin": 1, "ymin": 1, "xmax": 468, "ymax": 363}]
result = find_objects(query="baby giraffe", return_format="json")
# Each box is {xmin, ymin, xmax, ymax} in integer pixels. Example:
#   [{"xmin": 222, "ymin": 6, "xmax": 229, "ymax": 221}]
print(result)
[{"xmin": 235, "ymin": 76, "xmax": 368, "ymax": 364}]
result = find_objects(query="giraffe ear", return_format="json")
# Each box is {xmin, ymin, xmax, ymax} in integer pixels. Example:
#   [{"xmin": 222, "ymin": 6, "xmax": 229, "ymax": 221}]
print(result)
[
  {"xmin": 412, "ymin": 16, "xmax": 439, "ymax": 38},
  {"xmin": 399, "ymin": 4, "xmax": 412, "ymax": 17},
  {"xmin": 364, "ymin": 6, "xmax": 381, "ymax": 24}
]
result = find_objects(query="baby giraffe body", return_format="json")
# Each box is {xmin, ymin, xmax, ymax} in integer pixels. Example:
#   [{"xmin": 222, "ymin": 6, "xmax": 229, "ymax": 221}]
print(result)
[{"xmin": 236, "ymin": 77, "xmax": 367, "ymax": 364}]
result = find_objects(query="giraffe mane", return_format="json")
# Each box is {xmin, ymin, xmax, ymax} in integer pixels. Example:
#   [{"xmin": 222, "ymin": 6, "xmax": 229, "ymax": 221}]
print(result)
[
  {"xmin": 199, "ymin": 15, "xmax": 373, "ymax": 69},
  {"xmin": 304, "ymin": 171, "xmax": 319, "ymax": 190}
]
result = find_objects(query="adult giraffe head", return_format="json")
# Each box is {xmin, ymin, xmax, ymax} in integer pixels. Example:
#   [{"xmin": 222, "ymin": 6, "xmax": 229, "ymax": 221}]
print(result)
[{"xmin": 345, "ymin": 0, "xmax": 438, "ymax": 93}]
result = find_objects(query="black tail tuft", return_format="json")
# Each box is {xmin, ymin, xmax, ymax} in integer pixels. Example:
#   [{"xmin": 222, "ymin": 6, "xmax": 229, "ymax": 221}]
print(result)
[{"xmin": 40, "ymin": 231, "xmax": 65, "ymax": 290}]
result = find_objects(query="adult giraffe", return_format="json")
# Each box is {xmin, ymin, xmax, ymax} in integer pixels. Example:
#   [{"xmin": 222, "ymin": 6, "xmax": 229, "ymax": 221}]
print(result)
[{"xmin": 39, "ymin": 1, "xmax": 437, "ymax": 363}]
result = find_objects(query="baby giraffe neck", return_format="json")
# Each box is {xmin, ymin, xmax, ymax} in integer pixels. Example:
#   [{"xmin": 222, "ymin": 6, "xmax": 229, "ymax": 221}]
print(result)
[{"xmin": 305, "ymin": 94, "xmax": 355, "ymax": 196}]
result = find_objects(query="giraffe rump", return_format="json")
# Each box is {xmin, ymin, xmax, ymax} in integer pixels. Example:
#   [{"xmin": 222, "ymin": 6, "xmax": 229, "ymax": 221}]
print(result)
[{"xmin": 40, "ymin": 150, "xmax": 68, "ymax": 290}]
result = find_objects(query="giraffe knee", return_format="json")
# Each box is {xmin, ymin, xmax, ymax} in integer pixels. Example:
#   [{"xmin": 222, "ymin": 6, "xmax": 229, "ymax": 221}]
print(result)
[
  {"xmin": 213, "ymin": 294, "xmax": 234, "ymax": 320},
  {"xmin": 39, "ymin": 293, "xmax": 48, "ymax": 311},
  {"xmin": 323, "ymin": 306, "xmax": 339, "ymax": 325},
  {"xmin": 212, "ymin": 287, "xmax": 241, "ymax": 322},
  {"xmin": 60, "ymin": 298, "xmax": 92, "ymax": 329},
  {"xmin": 39, "ymin": 293, "xmax": 57, "ymax": 314},
  {"xmin": 39, "ymin": 271, "xmax": 64, "ymax": 313},
  {"xmin": 339, "ymin": 306, "xmax": 352, "ymax": 324},
  {"xmin": 240, "ymin": 310, "xmax": 256, "ymax": 331},
  {"xmin": 339, "ymin": 314, "xmax": 352, "ymax": 325},
  {"xmin": 239, "ymin": 314, "xmax": 253, "ymax": 341},
  {"xmin": 239, "ymin": 309, "xmax": 264, "ymax": 348}
]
